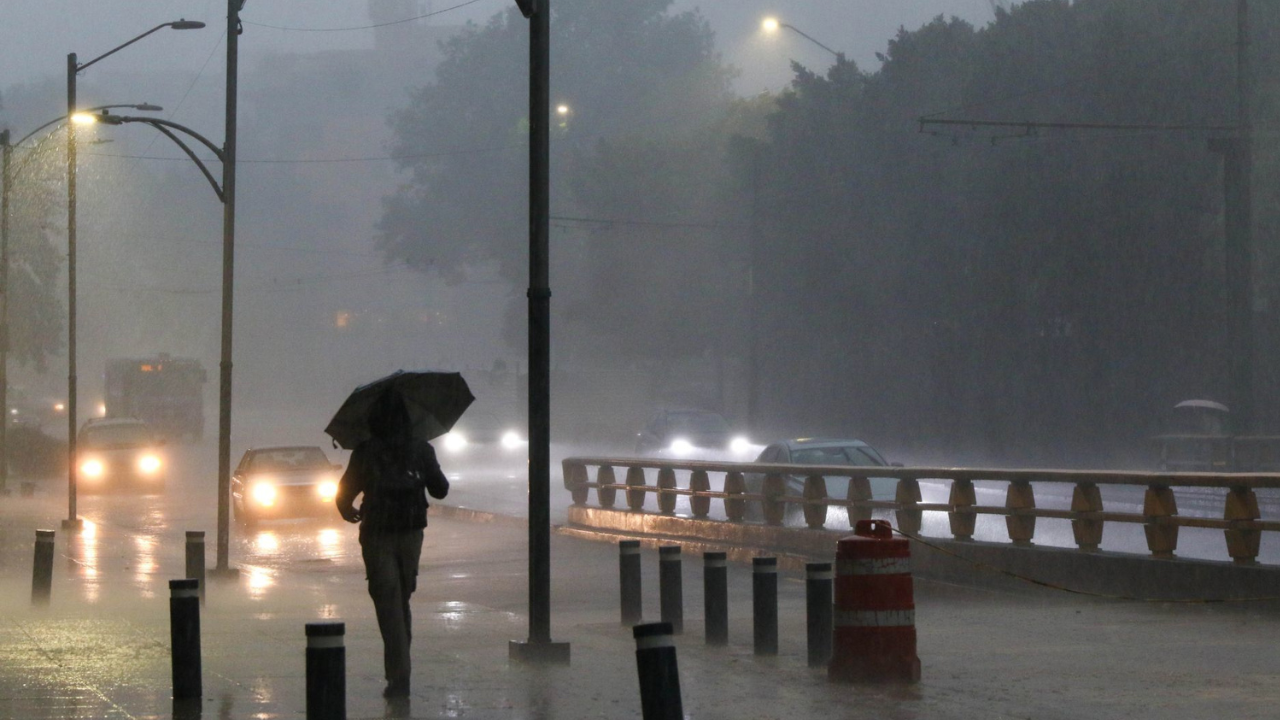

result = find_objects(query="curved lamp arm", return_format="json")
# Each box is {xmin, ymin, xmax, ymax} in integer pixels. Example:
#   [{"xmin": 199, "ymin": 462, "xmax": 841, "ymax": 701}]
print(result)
[
  {"xmin": 97, "ymin": 114, "xmax": 225, "ymax": 203},
  {"xmin": 76, "ymin": 21, "xmax": 206, "ymax": 74}
]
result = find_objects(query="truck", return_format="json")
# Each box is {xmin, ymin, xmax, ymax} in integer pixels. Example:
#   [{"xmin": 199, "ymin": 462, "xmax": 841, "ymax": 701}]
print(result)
[{"xmin": 104, "ymin": 354, "xmax": 207, "ymax": 441}]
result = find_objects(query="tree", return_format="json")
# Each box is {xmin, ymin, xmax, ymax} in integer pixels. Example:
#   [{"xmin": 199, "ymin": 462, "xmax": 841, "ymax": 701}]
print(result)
[
  {"xmin": 1, "ymin": 104, "xmax": 66, "ymax": 371},
  {"xmin": 380, "ymin": 0, "xmax": 738, "ymax": 360},
  {"xmin": 740, "ymin": 1, "xmax": 1278, "ymax": 463}
]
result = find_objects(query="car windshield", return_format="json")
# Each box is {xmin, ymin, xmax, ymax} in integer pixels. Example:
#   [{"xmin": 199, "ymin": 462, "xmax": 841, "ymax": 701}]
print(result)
[
  {"xmin": 248, "ymin": 448, "xmax": 329, "ymax": 473},
  {"xmin": 791, "ymin": 445, "xmax": 886, "ymax": 467},
  {"xmin": 81, "ymin": 424, "xmax": 152, "ymax": 448},
  {"xmin": 666, "ymin": 412, "xmax": 729, "ymax": 434}
]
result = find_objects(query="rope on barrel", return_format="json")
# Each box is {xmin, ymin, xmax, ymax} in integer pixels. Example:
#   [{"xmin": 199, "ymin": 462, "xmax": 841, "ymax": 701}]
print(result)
[{"xmin": 888, "ymin": 525, "xmax": 1280, "ymax": 604}]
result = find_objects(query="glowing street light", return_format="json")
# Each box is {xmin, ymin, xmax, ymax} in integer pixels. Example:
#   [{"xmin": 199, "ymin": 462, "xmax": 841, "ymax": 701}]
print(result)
[
  {"xmin": 759, "ymin": 15, "xmax": 843, "ymax": 61},
  {"xmin": 64, "ymin": 19, "xmax": 205, "ymax": 530}
]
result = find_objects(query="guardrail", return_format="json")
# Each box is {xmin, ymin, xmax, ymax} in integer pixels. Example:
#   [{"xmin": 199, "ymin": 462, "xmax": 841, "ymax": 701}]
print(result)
[{"xmin": 561, "ymin": 457, "xmax": 1280, "ymax": 565}]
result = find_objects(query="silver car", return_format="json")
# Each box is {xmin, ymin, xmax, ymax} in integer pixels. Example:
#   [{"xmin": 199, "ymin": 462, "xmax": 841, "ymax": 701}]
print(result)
[{"xmin": 745, "ymin": 438, "xmax": 896, "ymax": 521}]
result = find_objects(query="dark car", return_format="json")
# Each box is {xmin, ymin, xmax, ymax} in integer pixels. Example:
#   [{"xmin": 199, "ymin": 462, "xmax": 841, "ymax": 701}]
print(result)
[
  {"xmin": 76, "ymin": 418, "xmax": 167, "ymax": 494},
  {"xmin": 635, "ymin": 409, "xmax": 753, "ymax": 457},
  {"xmin": 232, "ymin": 446, "xmax": 342, "ymax": 525},
  {"xmin": 745, "ymin": 438, "xmax": 896, "ymax": 521}
]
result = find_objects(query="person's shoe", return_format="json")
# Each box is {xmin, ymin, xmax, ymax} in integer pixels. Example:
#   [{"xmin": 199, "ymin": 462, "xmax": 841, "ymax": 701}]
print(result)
[{"xmin": 383, "ymin": 680, "xmax": 410, "ymax": 698}]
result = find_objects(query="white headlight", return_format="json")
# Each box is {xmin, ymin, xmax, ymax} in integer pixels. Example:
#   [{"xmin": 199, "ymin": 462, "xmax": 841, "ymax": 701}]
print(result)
[
  {"xmin": 443, "ymin": 432, "xmax": 468, "ymax": 453},
  {"xmin": 669, "ymin": 439, "xmax": 694, "ymax": 455},
  {"xmin": 501, "ymin": 430, "xmax": 526, "ymax": 450},
  {"xmin": 730, "ymin": 437, "xmax": 752, "ymax": 454},
  {"xmin": 317, "ymin": 481, "xmax": 338, "ymax": 501},
  {"xmin": 251, "ymin": 482, "xmax": 277, "ymax": 507},
  {"xmin": 138, "ymin": 455, "xmax": 162, "ymax": 474},
  {"xmin": 80, "ymin": 459, "xmax": 104, "ymax": 478}
]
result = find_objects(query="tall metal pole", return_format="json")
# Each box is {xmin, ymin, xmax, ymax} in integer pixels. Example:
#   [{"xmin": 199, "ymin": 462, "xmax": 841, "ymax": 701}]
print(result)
[
  {"xmin": 1229, "ymin": 0, "xmax": 1254, "ymax": 436},
  {"xmin": 214, "ymin": 0, "xmax": 240, "ymax": 574},
  {"xmin": 63, "ymin": 53, "xmax": 80, "ymax": 529},
  {"xmin": 510, "ymin": 0, "xmax": 568, "ymax": 664},
  {"xmin": 746, "ymin": 148, "xmax": 760, "ymax": 429},
  {"xmin": 0, "ymin": 131, "xmax": 10, "ymax": 495}
]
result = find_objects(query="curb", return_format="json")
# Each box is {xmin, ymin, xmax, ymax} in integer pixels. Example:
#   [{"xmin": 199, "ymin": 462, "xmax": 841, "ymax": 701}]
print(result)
[{"xmin": 431, "ymin": 502, "xmax": 528, "ymax": 527}]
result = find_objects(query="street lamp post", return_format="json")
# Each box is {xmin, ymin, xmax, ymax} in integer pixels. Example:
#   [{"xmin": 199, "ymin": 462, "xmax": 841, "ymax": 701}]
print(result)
[
  {"xmin": 1, "ymin": 104, "xmax": 160, "ymax": 497},
  {"xmin": 63, "ymin": 20, "xmax": 204, "ymax": 530},
  {"xmin": 761, "ymin": 16, "xmax": 844, "ymax": 62},
  {"xmin": 509, "ymin": 0, "xmax": 570, "ymax": 665}
]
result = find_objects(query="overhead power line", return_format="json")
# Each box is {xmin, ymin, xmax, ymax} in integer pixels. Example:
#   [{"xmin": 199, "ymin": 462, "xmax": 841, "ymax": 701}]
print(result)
[{"xmin": 243, "ymin": 0, "xmax": 489, "ymax": 32}]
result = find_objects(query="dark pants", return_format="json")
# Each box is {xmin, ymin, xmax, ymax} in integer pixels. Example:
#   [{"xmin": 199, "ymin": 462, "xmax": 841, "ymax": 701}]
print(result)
[{"xmin": 359, "ymin": 527, "xmax": 424, "ymax": 686}]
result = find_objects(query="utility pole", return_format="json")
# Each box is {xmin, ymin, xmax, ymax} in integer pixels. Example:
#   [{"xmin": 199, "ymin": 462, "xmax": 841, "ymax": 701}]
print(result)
[
  {"xmin": 509, "ymin": 0, "xmax": 569, "ymax": 665},
  {"xmin": 213, "ymin": 0, "xmax": 242, "ymax": 576},
  {"xmin": 63, "ymin": 53, "xmax": 81, "ymax": 530},
  {"xmin": 0, "ymin": 131, "xmax": 9, "ymax": 496}
]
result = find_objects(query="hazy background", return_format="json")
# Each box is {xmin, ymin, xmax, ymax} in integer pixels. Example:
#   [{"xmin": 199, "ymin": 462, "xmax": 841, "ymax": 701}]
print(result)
[{"xmin": 1, "ymin": 0, "xmax": 1272, "ymax": 471}]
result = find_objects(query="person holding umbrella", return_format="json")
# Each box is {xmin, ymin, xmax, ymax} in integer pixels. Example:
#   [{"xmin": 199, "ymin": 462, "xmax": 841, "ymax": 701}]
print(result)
[{"xmin": 329, "ymin": 371, "xmax": 470, "ymax": 699}]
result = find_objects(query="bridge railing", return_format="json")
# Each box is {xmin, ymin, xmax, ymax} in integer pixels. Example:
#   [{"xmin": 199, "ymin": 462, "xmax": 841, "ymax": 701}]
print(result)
[{"xmin": 562, "ymin": 457, "xmax": 1280, "ymax": 565}]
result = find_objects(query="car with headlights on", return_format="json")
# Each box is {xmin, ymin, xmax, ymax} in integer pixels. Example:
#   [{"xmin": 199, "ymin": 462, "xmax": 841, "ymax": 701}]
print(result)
[
  {"xmin": 745, "ymin": 438, "xmax": 897, "ymax": 522},
  {"xmin": 438, "ymin": 409, "xmax": 527, "ymax": 457},
  {"xmin": 76, "ymin": 418, "xmax": 167, "ymax": 493},
  {"xmin": 232, "ymin": 446, "xmax": 342, "ymax": 525},
  {"xmin": 635, "ymin": 409, "xmax": 753, "ymax": 457}
]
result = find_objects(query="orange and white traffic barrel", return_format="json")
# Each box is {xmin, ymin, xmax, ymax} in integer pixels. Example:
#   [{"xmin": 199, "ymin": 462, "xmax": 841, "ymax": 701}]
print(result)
[{"xmin": 829, "ymin": 519, "xmax": 921, "ymax": 683}]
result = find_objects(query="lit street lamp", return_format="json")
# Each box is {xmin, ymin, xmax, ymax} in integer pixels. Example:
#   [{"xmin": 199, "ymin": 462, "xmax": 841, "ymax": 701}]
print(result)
[
  {"xmin": 760, "ymin": 16, "xmax": 844, "ymax": 61},
  {"xmin": 64, "ymin": 19, "xmax": 205, "ymax": 530},
  {"xmin": 0, "ymin": 103, "xmax": 161, "ymax": 495}
]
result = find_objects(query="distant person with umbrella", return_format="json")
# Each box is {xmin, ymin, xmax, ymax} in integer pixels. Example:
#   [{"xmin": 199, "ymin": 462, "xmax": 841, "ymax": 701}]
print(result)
[{"xmin": 328, "ymin": 371, "xmax": 472, "ymax": 699}]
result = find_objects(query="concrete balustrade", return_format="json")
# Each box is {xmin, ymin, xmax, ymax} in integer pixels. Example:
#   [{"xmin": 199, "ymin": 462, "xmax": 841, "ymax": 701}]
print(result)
[{"xmin": 563, "ymin": 457, "xmax": 1280, "ymax": 565}]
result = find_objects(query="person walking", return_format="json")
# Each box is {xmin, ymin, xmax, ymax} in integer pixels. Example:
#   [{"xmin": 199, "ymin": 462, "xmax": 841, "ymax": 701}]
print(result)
[{"xmin": 335, "ymin": 392, "xmax": 450, "ymax": 698}]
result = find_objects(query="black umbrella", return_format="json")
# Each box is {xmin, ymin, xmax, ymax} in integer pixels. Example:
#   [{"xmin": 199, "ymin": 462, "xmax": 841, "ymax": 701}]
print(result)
[{"xmin": 325, "ymin": 370, "xmax": 474, "ymax": 450}]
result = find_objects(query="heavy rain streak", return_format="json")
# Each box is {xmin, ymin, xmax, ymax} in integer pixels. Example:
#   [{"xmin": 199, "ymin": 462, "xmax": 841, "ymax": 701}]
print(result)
[{"xmin": 0, "ymin": 1, "xmax": 1278, "ymax": 718}]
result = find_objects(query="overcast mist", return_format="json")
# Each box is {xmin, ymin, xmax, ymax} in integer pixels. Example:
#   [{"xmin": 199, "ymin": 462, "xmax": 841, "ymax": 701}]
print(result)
[{"xmin": 3, "ymin": 2, "xmax": 1280, "ymax": 717}]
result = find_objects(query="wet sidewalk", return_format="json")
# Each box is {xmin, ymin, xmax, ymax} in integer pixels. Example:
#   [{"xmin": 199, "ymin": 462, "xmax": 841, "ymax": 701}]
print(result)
[{"xmin": 0, "ymin": 493, "xmax": 1276, "ymax": 718}]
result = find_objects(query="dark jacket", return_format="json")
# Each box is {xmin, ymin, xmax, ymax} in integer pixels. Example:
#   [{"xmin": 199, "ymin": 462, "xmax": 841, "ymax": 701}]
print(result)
[{"xmin": 336, "ymin": 436, "xmax": 449, "ymax": 533}]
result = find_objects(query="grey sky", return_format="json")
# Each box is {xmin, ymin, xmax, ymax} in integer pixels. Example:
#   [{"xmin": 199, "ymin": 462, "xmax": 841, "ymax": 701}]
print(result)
[{"xmin": 0, "ymin": 1, "xmax": 994, "ymax": 100}]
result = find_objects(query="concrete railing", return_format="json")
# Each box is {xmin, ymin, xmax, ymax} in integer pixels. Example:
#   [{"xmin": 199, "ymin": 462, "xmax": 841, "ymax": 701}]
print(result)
[{"xmin": 562, "ymin": 457, "xmax": 1280, "ymax": 566}]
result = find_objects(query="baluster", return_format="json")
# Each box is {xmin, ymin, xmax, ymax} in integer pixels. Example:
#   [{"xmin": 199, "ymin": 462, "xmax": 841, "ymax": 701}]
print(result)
[
  {"xmin": 846, "ymin": 476, "xmax": 872, "ymax": 528},
  {"xmin": 762, "ymin": 474, "xmax": 786, "ymax": 526},
  {"xmin": 724, "ymin": 472, "xmax": 746, "ymax": 522},
  {"xmin": 948, "ymin": 479, "xmax": 975, "ymax": 540},
  {"xmin": 657, "ymin": 468, "xmax": 678, "ymax": 515},
  {"xmin": 597, "ymin": 466, "xmax": 617, "ymax": 509},
  {"xmin": 802, "ymin": 475, "xmax": 828, "ymax": 529},
  {"xmin": 1005, "ymin": 480, "xmax": 1035, "ymax": 546},
  {"xmin": 626, "ymin": 466, "xmax": 648, "ymax": 512},
  {"xmin": 895, "ymin": 478, "xmax": 922, "ymax": 535},
  {"xmin": 1224, "ymin": 486, "xmax": 1260, "ymax": 565},
  {"xmin": 689, "ymin": 471, "xmax": 711, "ymax": 519},
  {"xmin": 1070, "ymin": 482, "xmax": 1104, "ymax": 551},
  {"xmin": 1143, "ymin": 485, "xmax": 1178, "ymax": 558},
  {"xmin": 564, "ymin": 462, "xmax": 589, "ymax": 505}
]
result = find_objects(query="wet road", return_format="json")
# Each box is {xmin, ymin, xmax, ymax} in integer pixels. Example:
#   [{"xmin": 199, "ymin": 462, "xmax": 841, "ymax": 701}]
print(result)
[{"xmin": 0, "ymin": 440, "xmax": 1278, "ymax": 718}]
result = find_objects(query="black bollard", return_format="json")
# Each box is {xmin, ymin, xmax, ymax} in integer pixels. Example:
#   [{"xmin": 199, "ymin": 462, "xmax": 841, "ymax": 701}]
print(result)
[
  {"xmin": 306, "ymin": 622, "xmax": 346, "ymax": 720},
  {"xmin": 753, "ymin": 556, "xmax": 778, "ymax": 656},
  {"xmin": 658, "ymin": 545, "xmax": 683, "ymax": 635},
  {"xmin": 185, "ymin": 531, "xmax": 206, "ymax": 605},
  {"xmin": 31, "ymin": 530, "xmax": 54, "ymax": 606},
  {"xmin": 169, "ymin": 578, "xmax": 202, "ymax": 700},
  {"xmin": 620, "ymin": 540, "xmax": 642, "ymax": 625},
  {"xmin": 806, "ymin": 561, "xmax": 834, "ymax": 668},
  {"xmin": 633, "ymin": 622, "xmax": 683, "ymax": 720},
  {"xmin": 703, "ymin": 551, "xmax": 728, "ymax": 646}
]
